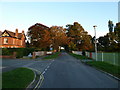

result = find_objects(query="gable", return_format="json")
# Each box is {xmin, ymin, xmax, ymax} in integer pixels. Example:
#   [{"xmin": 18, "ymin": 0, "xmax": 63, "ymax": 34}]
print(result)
[{"xmin": 2, "ymin": 31, "xmax": 10, "ymax": 37}]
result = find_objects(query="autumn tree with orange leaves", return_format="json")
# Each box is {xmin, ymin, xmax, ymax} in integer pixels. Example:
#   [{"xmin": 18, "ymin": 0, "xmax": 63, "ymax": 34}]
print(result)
[
  {"xmin": 27, "ymin": 22, "xmax": 93, "ymax": 51},
  {"xmin": 27, "ymin": 23, "xmax": 51, "ymax": 50},
  {"xmin": 50, "ymin": 26, "xmax": 68, "ymax": 51},
  {"xmin": 66, "ymin": 22, "xmax": 93, "ymax": 51}
]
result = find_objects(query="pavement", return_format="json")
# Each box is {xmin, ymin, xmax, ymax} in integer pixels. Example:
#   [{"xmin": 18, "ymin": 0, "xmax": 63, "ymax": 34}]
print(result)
[{"xmin": 2, "ymin": 53, "xmax": 120, "ymax": 89}]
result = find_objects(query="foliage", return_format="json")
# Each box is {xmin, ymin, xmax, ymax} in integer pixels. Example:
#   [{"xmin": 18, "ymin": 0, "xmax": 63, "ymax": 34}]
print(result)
[
  {"xmin": 114, "ymin": 22, "xmax": 120, "ymax": 50},
  {"xmin": 50, "ymin": 26, "xmax": 68, "ymax": 51},
  {"xmin": 68, "ymin": 41, "xmax": 77, "ymax": 51},
  {"xmin": 86, "ymin": 61, "xmax": 120, "ymax": 78},
  {"xmin": 108, "ymin": 20, "xmax": 114, "ymax": 33},
  {"xmin": 1, "ymin": 48, "xmax": 11, "ymax": 55},
  {"xmin": 39, "ymin": 30, "xmax": 52, "ymax": 50},
  {"xmin": 97, "ymin": 21, "xmax": 120, "ymax": 52},
  {"xmin": 2, "ymin": 67, "xmax": 34, "ymax": 88},
  {"xmin": 27, "ymin": 23, "xmax": 51, "ymax": 50},
  {"xmin": 66, "ymin": 22, "xmax": 93, "ymax": 51},
  {"xmin": 26, "ymin": 41, "xmax": 30, "ymax": 48},
  {"xmin": 1, "ymin": 48, "xmax": 35, "ymax": 58}
]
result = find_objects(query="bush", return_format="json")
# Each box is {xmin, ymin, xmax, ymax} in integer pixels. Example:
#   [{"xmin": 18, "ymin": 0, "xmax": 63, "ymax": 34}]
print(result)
[
  {"xmin": 15, "ymin": 48, "xmax": 35, "ymax": 58},
  {"xmin": 1, "ymin": 48, "xmax": 12, "ymax": 55},
  {"xmin": 1, "ymin": 48, "xmax": 35, "ymax": 58}
]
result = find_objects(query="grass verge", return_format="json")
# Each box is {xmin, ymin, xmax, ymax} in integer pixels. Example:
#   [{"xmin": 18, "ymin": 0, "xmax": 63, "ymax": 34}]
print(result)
[
  {"xmin": 69, "ymin": 53, "xmax": 92, "ymax": 60},
  {"xmin": 86, "ymin": 61, "xmax": 120, "ymax": 79},
  {"xmin": 43, "ymin": 52, "xmax": 61, "ymax": 60},
  {"xmin": 69, "ymin": 52, "xmax": 120, "ymax": 79},
  {"xmin": 2, "ymin": 67, "xmax": 34, "ymax": 88}
]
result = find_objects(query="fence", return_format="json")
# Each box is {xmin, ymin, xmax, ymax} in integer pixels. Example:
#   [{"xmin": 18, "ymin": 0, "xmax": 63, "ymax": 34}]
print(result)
[
  {"xmin": 72, "ymin": 51, "xmax": 82, "ymax": 55},
  {"xmin": 72, "ymin": 51, "xmax": 120, "ymax": 66},
  {"xmin": 32, "ymin": 51, "xmax": 53, "ymax": 59},
  {"xmin": 86, "ymin": 52, "xmax": 120, "ymax": 66}
]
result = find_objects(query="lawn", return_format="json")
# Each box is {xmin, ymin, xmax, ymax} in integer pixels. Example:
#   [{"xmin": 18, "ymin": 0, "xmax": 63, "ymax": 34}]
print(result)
[
  {"xmin": 86, "ymin": 61, "xmax": 120, "ymax": 78},
  {"xmin": 2, "ymin": 67, "xmax": 34, "ymax": 88},
  {"xmin": 43, "ymin": 52, "xmax": 61, "ymax": 60},
  {"xmin": 69, "ymin": 53, "xmax": 92, "ymax": 60}
]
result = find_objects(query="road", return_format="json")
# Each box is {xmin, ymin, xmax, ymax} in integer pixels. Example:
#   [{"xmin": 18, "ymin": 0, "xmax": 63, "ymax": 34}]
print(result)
[
  {"xmin": 2, "ymin": 52, "xmax": 119, "ymax": 88},
  {"xmin": 40, "ymin": 53, "xmax": 119, "ymax": 88},
  {"xmin": 2, "ymin": 58, "xmax": 53, "ymax": 73}
]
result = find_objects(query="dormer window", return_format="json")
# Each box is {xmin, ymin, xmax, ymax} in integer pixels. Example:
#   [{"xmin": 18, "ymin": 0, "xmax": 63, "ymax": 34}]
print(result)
[{"xmin": 4, "ymin": 38, "xmax": 8, "ymax": 44}]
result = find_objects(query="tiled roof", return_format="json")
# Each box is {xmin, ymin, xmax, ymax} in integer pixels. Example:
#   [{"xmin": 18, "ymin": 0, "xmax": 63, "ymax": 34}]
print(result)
[
  {"xmin": 2, "ymin": 30, "xmax": 24, "ymax": 39},
  {"xmin": 6, "ymin": 30, "xmax": 15, "ymax": 37}
]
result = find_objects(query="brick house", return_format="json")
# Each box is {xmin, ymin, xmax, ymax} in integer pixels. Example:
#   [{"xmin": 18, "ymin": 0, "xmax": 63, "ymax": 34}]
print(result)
[{"xmin": 0, "ymin": 29, "xmax": 26, "ymax": 48}]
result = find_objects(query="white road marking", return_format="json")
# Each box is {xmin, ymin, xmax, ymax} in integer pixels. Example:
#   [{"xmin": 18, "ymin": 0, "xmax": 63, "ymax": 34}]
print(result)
[
  {"xmin": 42, "ymin": 71, "xmax": 45, "ymax": 75},
  {"xmin": 47, "ymin": 66, "xmax": 50, "ymax": 68},
  {"xmin": 41, "ymin": 59, "xmax": 55, "ymax": 76},
  {"xmin": 45, "ymin": 69, "xmax": 47, "ymax": 71}
]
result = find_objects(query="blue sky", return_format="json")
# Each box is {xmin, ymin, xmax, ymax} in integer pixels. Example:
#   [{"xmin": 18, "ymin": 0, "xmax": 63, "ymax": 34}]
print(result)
[{"xmin": 0, "ymin": 2, "xmax": 118, "ymax": 38}]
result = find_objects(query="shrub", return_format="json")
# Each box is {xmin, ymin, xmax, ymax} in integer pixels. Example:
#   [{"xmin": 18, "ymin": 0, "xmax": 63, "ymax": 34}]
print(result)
[
  {"xmin": 1, "ymin": 48, "xmax": 11, "ymax": 55},
  {"xmin": 1, "ymin": 48, "xmax": 35, "ymax": 58}
]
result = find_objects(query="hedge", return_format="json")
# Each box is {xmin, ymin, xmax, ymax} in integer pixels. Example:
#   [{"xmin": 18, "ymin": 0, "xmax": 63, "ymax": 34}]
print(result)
[{"xmin": 1, "ymin": 48, "xmax": 35, "ymax": 58}]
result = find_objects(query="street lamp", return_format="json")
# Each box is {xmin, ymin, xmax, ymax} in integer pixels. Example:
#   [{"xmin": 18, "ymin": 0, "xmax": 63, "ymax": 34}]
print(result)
[{"xmin": 93, "ymin": 25, "xmax": 97, "ymax": 61}]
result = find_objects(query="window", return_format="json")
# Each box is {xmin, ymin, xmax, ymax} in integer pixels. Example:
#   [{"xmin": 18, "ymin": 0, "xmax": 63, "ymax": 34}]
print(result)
[{"xmin": 4, "ymin": 38, "xmax": 8, "ymax": 44}]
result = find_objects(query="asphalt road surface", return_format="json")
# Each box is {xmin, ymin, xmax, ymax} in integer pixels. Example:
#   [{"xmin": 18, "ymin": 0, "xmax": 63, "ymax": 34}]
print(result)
[
  {"xmin": 2, "ymin": 58, "xmax": 53, "ymax": 73},
  {"xmin": 40, "ymin": 52, "xmax": 119, "ymax": 88},
  {"xmin": 2, "ymin": 53, "xmax": 120, "ymax": 88}
]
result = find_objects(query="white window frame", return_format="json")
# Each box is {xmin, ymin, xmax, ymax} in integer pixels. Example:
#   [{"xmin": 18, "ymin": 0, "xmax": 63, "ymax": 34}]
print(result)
[{"xmin": 4, "ymin": 38, "xmax": 8, "ymax": 44}]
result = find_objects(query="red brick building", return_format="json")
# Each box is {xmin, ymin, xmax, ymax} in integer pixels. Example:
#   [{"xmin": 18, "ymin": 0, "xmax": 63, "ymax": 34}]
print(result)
[{"xmin": 0, "ymin": 29, "xmax": 26, "ymax": 48}]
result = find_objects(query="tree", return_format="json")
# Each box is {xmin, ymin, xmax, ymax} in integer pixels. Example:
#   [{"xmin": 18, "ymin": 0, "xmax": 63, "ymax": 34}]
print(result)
[
  {"xmin": 114, "ymin": 22, "xmax": 120, "ymax": 51},
  {"xmin": 26, "ymin": 41, "xmax": 30, "ymax": 48},
  {"xmin": 68, "ymin": 41, "xmax": 77, "ymax": 51},
  {"xmin": 27, "ymin": 23, "xmax": 51, "ymax": 50},
  {"xmin": 114, "ymin": 22, "xmax": 120, "ymax": 43},
  {"xmin": 50, "ymin": 26, "xmax": 68, "ymax": 51},
  {"xmin": 66, "ymin": 22, "xmax": 93, "ymax": 51},
  {"xmin": 97, "ymin": 22, "xmax": 120, "ymax": 52},
  {"xmin": 39, "ymin": 30, "xmax": 52, "ymax": 50},
  {"xmin": 98, "ymin": 35, "xmax": 110, "ymax": 51},
  {"xmin": 108, "ymin": 20, "xmax": 114, "ymax": 33}
]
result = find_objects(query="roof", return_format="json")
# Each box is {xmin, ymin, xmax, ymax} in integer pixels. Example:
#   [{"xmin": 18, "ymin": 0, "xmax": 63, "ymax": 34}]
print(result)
[
  {"xmin": 2, "ymin": 30, "xmax": 25, "ymax": 39},
  {"xmin": 6, "ymin": 30, "xmax": 15, "ymax": 37}
]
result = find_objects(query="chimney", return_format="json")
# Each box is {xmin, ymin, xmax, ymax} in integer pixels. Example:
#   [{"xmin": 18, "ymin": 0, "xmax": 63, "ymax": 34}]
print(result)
[
  {"xmin": 15, "ymin": 29, "xmax": 18, "ymax": 38},
  {"xmin": 22, "ymin": 30, "xmax": 25, "ymax": 40},
  {"xmin": 22, "ymin": 30, "xmax": 24, "ymax": 34}
]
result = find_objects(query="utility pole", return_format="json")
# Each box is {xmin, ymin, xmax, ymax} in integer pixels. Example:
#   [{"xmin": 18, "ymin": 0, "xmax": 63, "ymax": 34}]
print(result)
[{"xmin": 93, "ymin": 25, "xmax": 97, "ymax": 61}]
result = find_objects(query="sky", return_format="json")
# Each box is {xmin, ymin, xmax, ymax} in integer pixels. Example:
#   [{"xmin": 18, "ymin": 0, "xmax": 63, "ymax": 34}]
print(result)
[{"xmin": 0, "ymin": 1, "xmax": 118, "ymax": 38}]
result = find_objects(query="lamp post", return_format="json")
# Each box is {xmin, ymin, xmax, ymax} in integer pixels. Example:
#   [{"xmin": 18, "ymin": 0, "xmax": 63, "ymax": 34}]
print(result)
[{"xmin": 93, "ymin": 25, "xmax": 97, "ymax": 61}]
